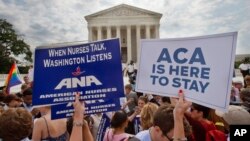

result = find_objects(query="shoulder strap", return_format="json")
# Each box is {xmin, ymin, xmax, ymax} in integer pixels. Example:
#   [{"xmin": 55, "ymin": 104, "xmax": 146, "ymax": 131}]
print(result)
[
  {"xmin": 120, "ymin": 137, "xmax": 127, "ymax": 141},
  {"xmin": 42, "ymin": 117, "xmax": 51, "ymax": 137},
  {"xmin": 106, "ymin": 129, "xmax": 110, "ymax": 141}
]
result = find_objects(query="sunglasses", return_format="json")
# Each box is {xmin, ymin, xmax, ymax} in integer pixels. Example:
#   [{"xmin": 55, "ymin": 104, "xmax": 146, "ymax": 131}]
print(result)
[{"xmin": 190, "ymin": 107, "xmax": 196, "ymax": 112}]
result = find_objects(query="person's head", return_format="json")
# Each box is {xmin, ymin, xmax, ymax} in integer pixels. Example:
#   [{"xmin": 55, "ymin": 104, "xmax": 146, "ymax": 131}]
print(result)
[
  {"xmin": 21, "ymin": 84, "xmax": 28, "ymax": 93},
  {"xmin": 4, "ymin": 94, "xmax": 22, "ymax": 108},
  {"xmin": 151, "ymin": 105, "xmax": 191, "ymax": 141},
  {"xmin": 161, "ymin": 97, "xmax": 171, "ymax": 105},
  {"xmin": 23, "ymin": 76, "xmax": 30, "ymax": 84},
  {"xmin": 140, "ymin": 102, "xmax": 158, "ymax": 130},
  {"xmin": 125, "ymin": 84, "xmax": 133, "ymax": 94},
  {"xmin": 190, "ymin": 103, "xmax": 210, "ymax": 120},
  {"xmin": 138, "ymin": 96, "xmax": 148, "ymax": 109},
  {"xmin": 0, "ymin": 108, "xmax": 32, "ymax": 141},
  {"xmin": 216, "ymin": 105, "xmax": 250, "ymax": 125},
  {"xmin": 153, "ymin": 95, "xmax": 162, "ymax": 101},
  {"xmin": 22, "ymin": 88, "xmax": 32, "ymax": 106},
  {"xmin": 240, "ymin": 88, "xmax": 250, "ymax": 106},
  {"xmin": 130, "ymin": 60, "xmax": 134, "ymax": 64},
  {"xmin": 152, "ymin": 105, "xmax": 174, "ymax": 141},
  {"xmin": 84, "ymin": 115, "xmax": 94, "ymax": 130},
  {"xmin": 110, "ymin": 110, "xmax": 128, "ymax": 129},
  {"xmin": 232, "ymin": 80, "xmax": 243, "ymax": 90},
  {"xmin": 245, "ymin": 75, "xmax": 250, "ymax": 87}
]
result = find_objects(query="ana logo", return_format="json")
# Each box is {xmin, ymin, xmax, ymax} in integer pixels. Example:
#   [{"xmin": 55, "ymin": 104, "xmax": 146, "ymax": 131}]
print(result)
[
  {"xmin": 72, "ymin": 66, "xmax": 85, "ymax": 76},
  {"xmin": 55, "ymin": 66, "xmax": 102, "ymax": 90}
]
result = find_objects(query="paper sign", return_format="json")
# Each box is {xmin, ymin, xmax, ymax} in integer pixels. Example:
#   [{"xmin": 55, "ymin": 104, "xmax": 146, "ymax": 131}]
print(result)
[
  {"xmin": 136, "ymin": 32, "xmax": 237, "ymax": 111},
  {"xmin": 96, "ymin": 114, "xmax": 111, "ymax": 141}
]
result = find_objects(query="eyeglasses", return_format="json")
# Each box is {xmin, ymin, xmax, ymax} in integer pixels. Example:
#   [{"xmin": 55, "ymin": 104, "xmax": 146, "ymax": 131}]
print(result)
[{"xmin": 162, "ymin": 133, "xmax": 173, "ymax": 141}]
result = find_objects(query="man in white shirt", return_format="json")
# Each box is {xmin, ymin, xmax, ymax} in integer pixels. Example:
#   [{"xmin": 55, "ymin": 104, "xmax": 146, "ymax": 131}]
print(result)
[{"xmin": 127, "ymin": 60, "xmax": 136, "ymax": 77}]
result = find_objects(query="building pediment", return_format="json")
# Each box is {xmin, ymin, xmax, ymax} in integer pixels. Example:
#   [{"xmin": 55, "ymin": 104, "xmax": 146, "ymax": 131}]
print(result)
[{"xmin": 85, "ymin": 4, "xmax": 162, "ymax": 20}]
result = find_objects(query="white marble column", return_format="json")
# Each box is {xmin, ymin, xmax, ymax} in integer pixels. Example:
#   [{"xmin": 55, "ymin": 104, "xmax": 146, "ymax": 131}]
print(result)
[
  {"xmin": 88, "ymin": 26, "xmax": 92, "ymax": 42},
  {"xmin": 136, "ymin": 25, "xmax": 141, "ymax": 63},
  {"xmin": 97, "ymin": 26, "xmax": 102, "ymax": 40},
  {"xmin": 116, "ymin": 26, "xmax": 121, "ymax": 51},
  {"xmin": 116, "ymin": 26, "xmax": 121, "ymax": 42},
  {"xmin": 107, "ymin": 26, "xmax": 111, "ymax": 39},
  {"xmin": 127, "ymin": 25, "xmax": 132, "ymax": 63},
  {"xmin": 155, "ymin": 24, "xmax": 159, "ymax": 38},
  {"xmin": 146, "ymin": 25, "xmax": 150, "ymax": 39}
]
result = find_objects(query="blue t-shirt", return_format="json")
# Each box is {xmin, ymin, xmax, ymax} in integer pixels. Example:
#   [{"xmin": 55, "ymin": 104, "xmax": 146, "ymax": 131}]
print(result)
[{"xmin": 135, "ymin": 130, "xmax": 151, "ymax": 141}]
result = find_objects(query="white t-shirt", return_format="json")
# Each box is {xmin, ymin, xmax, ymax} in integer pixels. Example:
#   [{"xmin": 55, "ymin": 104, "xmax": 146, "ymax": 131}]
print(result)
[
  {"xmin": 239, "ymin": 63, "xmax": 248, "ymax": 70},
  {"xmin": 127, "ymin": 64, "xmax": 135, "ymax": 73}
]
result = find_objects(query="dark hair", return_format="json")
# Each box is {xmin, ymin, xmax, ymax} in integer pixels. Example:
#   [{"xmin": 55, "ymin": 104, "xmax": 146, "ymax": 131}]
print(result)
[
  {"xmin": 3, "ymin": 94, "xmax": 21, "ymax": 104},
  {"xmin": 0, "ymin": 108, "xmax": 32, "ymax": 141},
  {"xmin": 240, "ymin": 88, "xmax": 250, "ymax": 103},
  {"xmin": 22, "ymin": 88, "xmax": 32, "ymax": 97},
  {"xmin": 161, "ymin": 97, "xmax": 171, "ymax": 103},
  {"xmin": 111, "ymin": 110, "xmax": 128, "ymax": 128},
  {"xmin": 153, "ymin": 105, "xmax": 174, "ymax": 134},
  {"xmin": 21, "ymin": 84, "xmax": 28, "ymax": 90},
  {"xmin": 0, "ymin": 94, "xmax": 5, "ymax": 103},
  {"xmin": 192, "ymin": 103, "xmax": 210, "ymax": 118},
  {"xmin": 153, "ymin": 105, "xmax": 192, "ymax": 136},
  {"xmin": 138, "ymin": 96, "xmax": 148, "ymax": 103}
]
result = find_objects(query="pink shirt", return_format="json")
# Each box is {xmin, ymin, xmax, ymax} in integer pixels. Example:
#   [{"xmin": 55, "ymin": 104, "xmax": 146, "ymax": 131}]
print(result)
[{"xmin": 104, "ymin": 128, "xmax": 130, "ymax": 141}]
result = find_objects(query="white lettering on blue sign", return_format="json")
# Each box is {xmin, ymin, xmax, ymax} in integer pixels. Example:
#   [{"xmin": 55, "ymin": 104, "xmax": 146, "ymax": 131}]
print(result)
[{"xmin": 55, "ymin": 75, "xmax": 102, "ymax": 89}]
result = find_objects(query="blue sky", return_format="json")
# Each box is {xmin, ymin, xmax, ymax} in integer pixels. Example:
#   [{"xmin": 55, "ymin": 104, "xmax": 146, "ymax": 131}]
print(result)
[{"xmin": 0, "ymin": 0, "xmax": 249, "ymax": 54}]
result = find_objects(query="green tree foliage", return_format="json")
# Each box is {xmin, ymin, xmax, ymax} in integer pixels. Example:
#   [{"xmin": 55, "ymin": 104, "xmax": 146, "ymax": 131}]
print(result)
[{"xmin": 0, "ymin": 19, "xmax": 32, "ymax": 73}]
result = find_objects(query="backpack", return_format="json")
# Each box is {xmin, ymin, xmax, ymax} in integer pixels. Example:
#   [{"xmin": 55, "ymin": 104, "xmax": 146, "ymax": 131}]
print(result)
[{"xmin": 206, "ymin": 129, "xmax": 227, "ymax": 141}]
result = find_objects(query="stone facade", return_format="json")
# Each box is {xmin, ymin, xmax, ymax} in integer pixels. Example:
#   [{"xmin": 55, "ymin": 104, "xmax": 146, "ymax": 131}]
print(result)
[{"xmin": 85, "ymin": 4, "xmax": 162, "ymax": 63}]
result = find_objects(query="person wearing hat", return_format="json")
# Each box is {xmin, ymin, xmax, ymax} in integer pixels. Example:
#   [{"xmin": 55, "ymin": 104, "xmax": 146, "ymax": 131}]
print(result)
[
  {"xmin": 216, "ymin": 105, "xmax": 250, "ymax": 125},
  {"xmin": 216, "ymin": 105, "xmax": 250, "ymax": 141}
]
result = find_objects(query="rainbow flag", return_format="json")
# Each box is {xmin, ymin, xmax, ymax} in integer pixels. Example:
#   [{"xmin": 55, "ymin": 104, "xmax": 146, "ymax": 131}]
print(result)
[{"xmin": 4, "ymin": 62, "xmax": 22, "ymax": 94}]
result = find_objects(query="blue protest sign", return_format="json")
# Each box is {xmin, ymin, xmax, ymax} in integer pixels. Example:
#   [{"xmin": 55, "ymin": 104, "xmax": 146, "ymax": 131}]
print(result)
[
  {"xmin": 51, "ymin": 98, "xmax": 121, "ymax": 119},
  {"xmin": 134, "ymin": 116, "xmax": 141, "ymax": 134},
  {"xmin": 33, "ymin": 38, "xmax": 124, "ymax": 106},
  {"xmin": 96, "ymin": 114, "xmax": 111, "ymax": 141}
]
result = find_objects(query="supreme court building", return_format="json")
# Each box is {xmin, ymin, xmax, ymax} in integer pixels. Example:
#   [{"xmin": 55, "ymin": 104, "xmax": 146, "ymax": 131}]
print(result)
[{"xmin": 85, "ymin": 4, "xmax": 162, "ymax": 63}]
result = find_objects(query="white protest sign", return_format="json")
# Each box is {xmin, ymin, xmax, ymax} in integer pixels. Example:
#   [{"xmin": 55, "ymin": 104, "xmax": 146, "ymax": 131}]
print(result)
[{"xmin": 136, "ymin": 32, "xmax": 237, "ymax": 112}]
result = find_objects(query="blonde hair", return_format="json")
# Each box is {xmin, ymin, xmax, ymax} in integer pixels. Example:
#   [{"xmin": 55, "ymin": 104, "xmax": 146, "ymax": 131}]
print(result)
[{"xmin": 140, "ymin": 102, "xmax": 158, "ymax": 130}]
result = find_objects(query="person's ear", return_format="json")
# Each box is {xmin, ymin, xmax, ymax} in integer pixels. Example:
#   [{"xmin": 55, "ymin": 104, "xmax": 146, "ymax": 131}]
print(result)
[{"xmin": 154, "ymin": 126, "xmax": 161, "ymax": 133}]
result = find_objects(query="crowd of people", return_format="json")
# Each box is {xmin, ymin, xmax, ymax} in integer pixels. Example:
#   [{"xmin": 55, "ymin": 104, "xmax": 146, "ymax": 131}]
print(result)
[{"xmin": 0, "ymin": 60, "xmax": 250, "ymax": 141}]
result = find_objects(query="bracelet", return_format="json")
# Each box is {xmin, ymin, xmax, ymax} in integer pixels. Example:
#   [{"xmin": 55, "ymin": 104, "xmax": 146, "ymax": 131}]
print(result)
[
  {"xmin": 172, "ymin": 137, "xmax": 187, "ymax": 141},
  {"xmin": 73, "ymin": 121, "xmax": 84, "ymax": 127}
]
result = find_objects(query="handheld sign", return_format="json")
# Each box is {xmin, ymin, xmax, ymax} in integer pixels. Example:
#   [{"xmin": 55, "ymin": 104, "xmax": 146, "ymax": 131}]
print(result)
[
  {"xmin": 136, "ymin": 32, "xmax": 237, "ymax": 111},
  {"xmin": 51, "ymin": 98, "xmax": 121, "ymax": 119},
  {"xmin": 96, "ymin": 113, "xmax": 111, "ymax": 141},
  {"xmin": 33, "ymin": 38, "xmax": 124, "ymax": 106}
]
